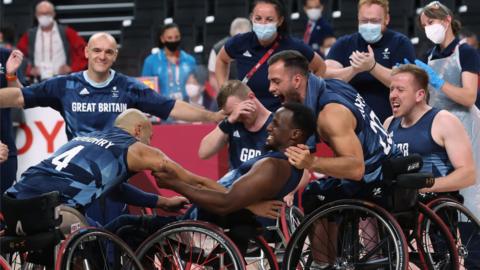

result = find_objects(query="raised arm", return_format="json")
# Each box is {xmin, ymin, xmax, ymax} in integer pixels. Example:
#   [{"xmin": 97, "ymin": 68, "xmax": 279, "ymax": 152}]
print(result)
[
  {"xmin": 198, "ymin": 126, "xmax": 229, "ymax": 159},
  {"xmin": 286, "ymin": 104, "xmax": 364, "ymax": 180}
]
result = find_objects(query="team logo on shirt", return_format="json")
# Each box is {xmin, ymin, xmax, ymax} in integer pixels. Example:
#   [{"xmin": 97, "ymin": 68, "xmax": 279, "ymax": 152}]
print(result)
[
  {"xmin": 243, "ymin": 50, "xmax": 252, "ymax": 57},
  {"xmin": 111, "ymin": 86, "xmax": 119, "ymax": 98},
  {"xmin": 382, "ymin": 48, "xmax": 390, "ymax": 60},
  {"xmin": 79, "ymin": 88, "xmax": 90, "ymax": 95},
  {"xmin": 233, "ymin": 130, "xmax": 240, "ymax": 138}
]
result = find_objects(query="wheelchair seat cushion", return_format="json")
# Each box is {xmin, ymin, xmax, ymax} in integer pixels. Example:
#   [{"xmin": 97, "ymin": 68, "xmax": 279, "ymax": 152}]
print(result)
[{"xmin": 2, "ymin": 191, "xmax": 62, "ymax": 236}]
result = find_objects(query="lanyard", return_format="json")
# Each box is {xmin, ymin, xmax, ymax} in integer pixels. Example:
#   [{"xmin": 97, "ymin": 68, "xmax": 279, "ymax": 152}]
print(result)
[
  {"xmin": 167, "ymin": 61, "xmax": 180, "ymax": 88},
  {"xmin": 242, "ymin": 37, "xmax": 280, "ymax": 84}
]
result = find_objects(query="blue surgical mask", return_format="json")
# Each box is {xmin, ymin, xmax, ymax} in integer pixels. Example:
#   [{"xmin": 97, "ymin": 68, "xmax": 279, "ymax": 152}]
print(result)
[
  {"xmin": 358, "ymin": 23, "xmax": 383, "ymax": 43},
  {"xmin": 252, "ymin": 23, "xmax": 277, "ymax": 41}
]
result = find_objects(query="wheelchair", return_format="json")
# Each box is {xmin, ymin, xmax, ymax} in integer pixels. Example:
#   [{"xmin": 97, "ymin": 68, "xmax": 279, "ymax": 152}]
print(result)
[
  {"xmin": 425, "ymin": 194, "xmax": 480, "ymax": 269},
  {"xmin": 0, "ymin": 191, "xmax": 143, "ymax": 270},
  {"xmin": 282, "ymin": 155, "xmax": 459, "ymax": 270}
]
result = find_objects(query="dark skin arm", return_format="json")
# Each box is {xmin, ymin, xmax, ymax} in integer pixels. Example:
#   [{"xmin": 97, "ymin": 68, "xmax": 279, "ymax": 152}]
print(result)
[{"xmin": 154, "ymin": 158, "xmax": 291, "ymax": 216}]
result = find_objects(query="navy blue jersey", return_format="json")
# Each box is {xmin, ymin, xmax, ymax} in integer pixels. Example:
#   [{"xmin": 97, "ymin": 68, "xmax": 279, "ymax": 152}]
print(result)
[
  {"xmin": 0, "ymin": 48, "xmax": 16, "ymax": 157},
  {"xmin": 305, "ymin": 74, "xmax": 399, "ymax": 184},
  {"xmin": 327, "ymin": 29, "xmax": 415, "ymax": 122},
  {"xmin": 424, "ymin": 38, "xmax": 480, "ymax": 73},
  {"xmin": 7, "ymin": 127, "xmax": 137, "ymax": 208},
  {"xmin": 227, "ymin": 114, "xmax": 273, "ymax": 169},
  {"xmin": 21, "ymin": 71, "xmax": 176, "ymax": 140},
  {"xmin": 0, "ymin": 48, "xmax": 18, "ymax": 198},
  {"xmin": 388, "ymin": 108, "xmax": 454, "ymax": 177},
  {"xmin": 224, "ymin": 32, "xmax": 315, "ymax": 111},
  {"xmin": 218, "ymin": 151, "xmax": 302, "ymax": 200}
]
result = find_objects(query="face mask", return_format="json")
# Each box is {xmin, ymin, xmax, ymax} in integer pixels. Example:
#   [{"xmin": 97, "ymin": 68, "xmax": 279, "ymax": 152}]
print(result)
[
  {"xmin": 306, "ymin": 8, "xmax": 322, "ymax": 21},
  {"xmin": 164, "ymin": 40, "xmax": 181, "ymax": 51},
  {"xmin": 252, "ymin": 23, "xmax": 277, "ymax": 41},
  {"xmin": 186, "ymin": 84, "xmax": 201, "ymax": 98},
  {"xmin": 425, "ymin": 23, "xmax": 446, "ymax": 44},
  {"xmin": 37, "ymin": 15, "xmax": 54, "ymax": 28},
  {"xmin": 358, "ymin": 23, "xmax": 383, "ymax": 43}
]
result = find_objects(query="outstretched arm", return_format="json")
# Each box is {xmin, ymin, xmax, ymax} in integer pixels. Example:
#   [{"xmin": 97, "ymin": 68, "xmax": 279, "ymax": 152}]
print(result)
[
  {"xmin": 0, "ymin": 87, "xmax": 24, "ymax": 108},
  {"xmin": 170, "ymin": 100, "xmax": 225, "ymax": 123},
  {"xmin": 155, "ymin": 158, "xmax": 291, "ymax": 216}
]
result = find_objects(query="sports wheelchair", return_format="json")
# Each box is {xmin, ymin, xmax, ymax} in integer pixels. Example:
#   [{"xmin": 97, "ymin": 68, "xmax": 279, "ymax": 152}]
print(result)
[
  {"xmin": 282, "ymin": 155, "xmax": 459, "ymax": 270},
  {"xmin": 0, "ymin": 191, "xmax": 142, "ymax": 270}
]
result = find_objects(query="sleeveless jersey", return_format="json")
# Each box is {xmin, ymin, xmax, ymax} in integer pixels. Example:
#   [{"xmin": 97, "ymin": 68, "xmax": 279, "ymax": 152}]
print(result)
[
  {"xmin": 21, "ymin": 71, "xmax": 175, "ymax": 140},
  {"xmin": 304, "ymin": 74, "xmax": 399, "ymax": 183},
  {"xmin": 388, "ymin": 108, "xmax": 454, "ymax": 177},
  {"xmin": 7, "ymin": 127, "xmax": 137, "ymax": 208},
  {"xmin": 217, "ymin": 151, "xmax": 303, "ymax": 200},
  {"xmin": 227, "ymin": 114, "xmax": 273, "ymax": 169}
]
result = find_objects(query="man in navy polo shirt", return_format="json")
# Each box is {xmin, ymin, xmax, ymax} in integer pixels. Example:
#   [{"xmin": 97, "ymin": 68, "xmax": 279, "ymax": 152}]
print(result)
[
  {"xmin": 324, "ymin": 0, "xmax": 415, "ymax": 122},
  {"xmin": 302, "ymin": 0, "xmax": 335, "ymax": 57}
]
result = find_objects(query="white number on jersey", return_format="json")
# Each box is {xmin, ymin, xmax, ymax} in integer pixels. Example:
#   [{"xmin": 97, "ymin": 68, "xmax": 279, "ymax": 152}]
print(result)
[{"xmin": 52, "ymin": 145, "xmax": 85, "ymax": 171}]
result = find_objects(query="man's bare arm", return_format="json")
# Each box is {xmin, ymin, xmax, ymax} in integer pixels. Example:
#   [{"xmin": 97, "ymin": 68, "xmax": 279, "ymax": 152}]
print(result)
[
  {"xmin": 198, "ymin": 126, "xmax": 229, "ymax": 159},
  {"xmin": 169, "ymin": 100, "xmax": 224, "ymax": 123},
  {"xmin": 155, "ymin": 158, "xmax": 290, "ymax": 215},
  {"xmin": 0, "ymin": 87, "xmax": 24, "ymax": 108}
]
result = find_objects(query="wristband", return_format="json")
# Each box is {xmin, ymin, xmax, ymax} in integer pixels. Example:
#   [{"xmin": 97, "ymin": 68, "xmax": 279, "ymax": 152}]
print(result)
[
  {"xmin": 218, "ymin": 118, "xmax": 235, "ymax": 134},
  {"xmin": 368, "ymin": 61, "xmax": 376, "ymax": 72},
  {"xmin": 5, "ymin": 73, "xmax": 17, "ymax": 82}
]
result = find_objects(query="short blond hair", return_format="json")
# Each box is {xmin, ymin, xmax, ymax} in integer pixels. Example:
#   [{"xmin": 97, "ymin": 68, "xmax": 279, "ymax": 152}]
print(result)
[
  {"xmin": 216, "ymin": 80, "xmax": 251, "ymax": 109},
  {"xmin": 358, "ymin": 0, "xmax": 389, "ymax": 14}
]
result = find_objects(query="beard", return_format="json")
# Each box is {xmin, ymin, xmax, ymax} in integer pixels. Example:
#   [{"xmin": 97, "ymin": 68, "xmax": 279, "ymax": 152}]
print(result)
[{"xmin": 284, "ymin": 88, "xmax": 302, "ymax": 103}]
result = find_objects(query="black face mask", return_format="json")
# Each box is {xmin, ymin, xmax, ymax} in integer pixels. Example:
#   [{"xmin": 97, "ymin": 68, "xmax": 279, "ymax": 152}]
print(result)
[{"xmin": 164, "ymin": 40, "xmax": 181, "ymax": 51}]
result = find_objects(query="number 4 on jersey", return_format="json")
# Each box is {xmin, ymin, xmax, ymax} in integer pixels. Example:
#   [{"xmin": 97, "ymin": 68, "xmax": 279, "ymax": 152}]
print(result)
[{"xmin": 52, "ymin": 145, "xmax": 85, "ymax": 171}]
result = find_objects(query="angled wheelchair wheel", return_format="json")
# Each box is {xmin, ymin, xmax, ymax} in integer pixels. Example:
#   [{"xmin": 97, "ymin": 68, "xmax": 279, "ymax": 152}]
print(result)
[
  {"xmin": 281, "ymin": 205, "xmax": 304, "ymax": 242},
  {"xmin": 55, "ymin": 227, "xmax": 142, "ymax": 270},
  {"xmin": 427, "ymin": 198, "xmax": 480, "ymax": 269},
  {"xmin": 282, "ymin": 199, "xmax": 408, "ymax": 270},
  {"xmin": 244, "ymin": 236, "xmax": 279, "ymax": 270},
  {"xmin": 411, "ymin": 203, "xmax": 460, "ymax": 270},
  {"xmin": 135, "ymin": 220, "xmax": 246, "ymax": 269},
  {"xmin": 0, "ymin": 255, "xmax": 10, "ymax": 270}
]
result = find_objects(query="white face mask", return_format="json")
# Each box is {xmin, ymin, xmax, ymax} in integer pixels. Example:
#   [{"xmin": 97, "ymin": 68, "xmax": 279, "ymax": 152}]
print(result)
[
  {"xmin": 37, "ymin": 15, "xmax": 54, "ymax": 28},
  {"xmin": 306, "ymin": 8, "xmax": 322, "ymax": 21},
  {"xmin": 425, "ymin": 23, "xmax": 446, "ymax": 44},
  {"xmin": 358, "ymin": 23, "xmax": 383, "ymax": 43},
  {"xmin": 323, "ymin": 47, "xmax": 331, "ymax": 57},
  {"xmin": 186, "ymin": 84, "xmax": 201, "ymax": 98},
  {"xmin": 252, "ymin": 23, "xmax": 277, "ymax": 41}
]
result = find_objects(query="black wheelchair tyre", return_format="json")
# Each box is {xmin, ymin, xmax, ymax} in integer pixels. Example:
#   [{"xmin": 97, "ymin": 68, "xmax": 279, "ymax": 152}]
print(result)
[
  {"xmin": 428, "ymin": 198, "xmax": 479, "ymax": 269},
  {"xmin": 56, "ymin": 228, "xmax": 142, "ymax": 270},
  {"xmin": 135, "ymin": 220, "xmax": 246, "ymax": 270},
  {"xmin": 282, "ymin": 199, "xmax": 408, "ymax": 270}
]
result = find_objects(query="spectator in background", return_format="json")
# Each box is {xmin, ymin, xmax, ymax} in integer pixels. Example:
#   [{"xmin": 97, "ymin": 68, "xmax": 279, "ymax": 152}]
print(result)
[
  {"xmin": 324, "ymin": 0, "xmax": 415, "ymax": 122},
  {"xmin": 0, "ymin": 25, "xmax": 16, "ymax": 49},
  {"xmin": 186, "ymin": 65, "xmax": 217, "ymax": 111},
  {"xmin": 303, "ymin": 0, "xmax": 335, "ymax": 58},
  {"xmin": 459, "ymin": 28, "xmax": 480, "ymax": 109},
  {"xmin": 215, "ymin": 0, "xmax": 326, "ymax": 112},
  {"xmin": 142, "ymin": 23, "xmax": 196, "ymax": 102},
  {"xmin": 17, "ymin": 1, "xmax": 87, "ymax": 81},
  {"xmin": 415, "ymin": 1, "xmax": 480, "ymax": 220},
  {"xmin": 208, "ymin": 18, "xmax": 251, "ymax": 94}
]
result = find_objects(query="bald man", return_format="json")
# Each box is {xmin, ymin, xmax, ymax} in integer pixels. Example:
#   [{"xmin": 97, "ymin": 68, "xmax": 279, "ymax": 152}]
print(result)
[
  {"xmin": 5, "ymin": 109, "xmax": 189, "ymax": 217},
  {"xmin": 0, "ymin": 32, "xmax": 223, "ymax": 224},
  {"xmin": 17, "ymin": 1, "xmax": 87, "ymax": 80}
]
